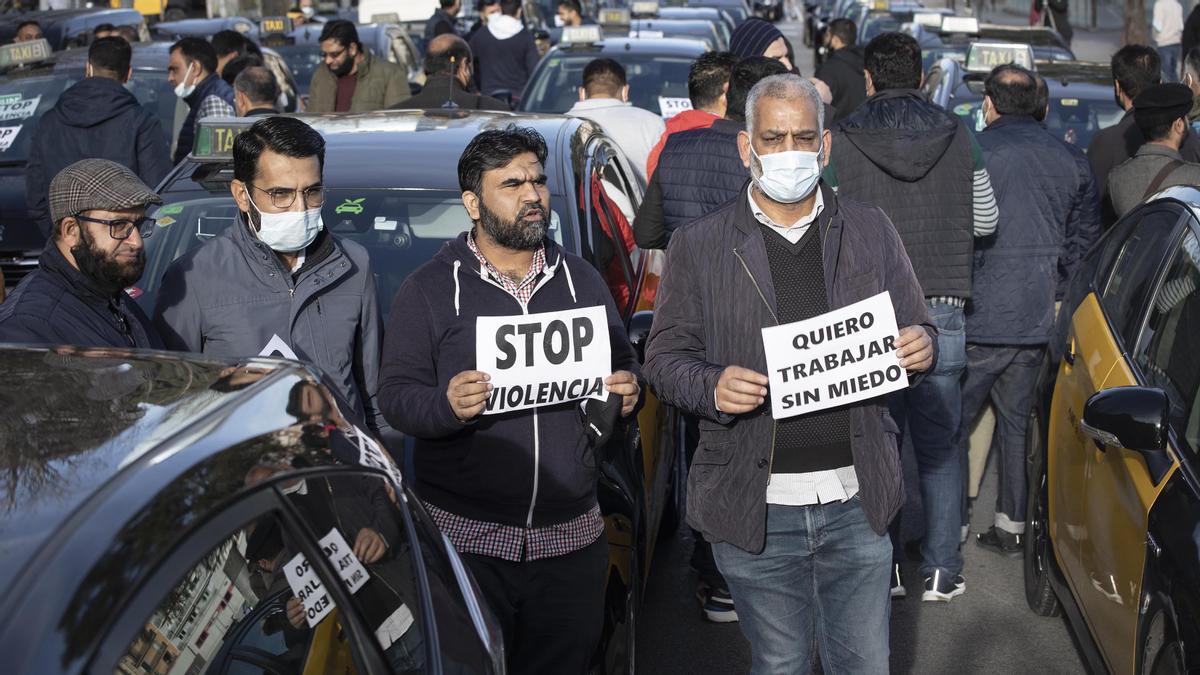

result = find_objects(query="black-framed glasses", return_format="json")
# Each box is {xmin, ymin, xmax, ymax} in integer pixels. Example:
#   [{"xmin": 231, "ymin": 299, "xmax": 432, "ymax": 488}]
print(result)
[
  {"xmin": 320, "ymin": 46, "xmax": 346, "ymax": 61},
  {"xmin": 248, "ymin": 183, "xmax": 327, "ymax": 210},
  {"xmin": 74, "ymin": 213, "xmax": 155, "ymax": 240}
]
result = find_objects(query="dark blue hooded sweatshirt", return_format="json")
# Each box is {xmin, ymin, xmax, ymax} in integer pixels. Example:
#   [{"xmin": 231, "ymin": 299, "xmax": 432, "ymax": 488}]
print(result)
[
  {"xmin": 378, "ymin": 234, "xmax": 640, "ymax": 528},
  {"xmin": 26, "ymin": 77, "xmax": 172, "ymax": 238}
]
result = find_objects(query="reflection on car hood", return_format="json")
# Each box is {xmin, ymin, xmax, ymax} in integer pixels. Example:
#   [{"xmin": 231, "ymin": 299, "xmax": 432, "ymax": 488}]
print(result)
[{"xmin": 0, "ymin": 347, "xmax": 290, "ymax": 585}]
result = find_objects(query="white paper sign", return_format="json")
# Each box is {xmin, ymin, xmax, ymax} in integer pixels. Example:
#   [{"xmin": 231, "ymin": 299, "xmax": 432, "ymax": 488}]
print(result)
[
  {"xmin": 761, "ymin": 291, "xmax": 909, "ymax": 419},
  {"xmin": 283, "ymin": 528, "xmax": 372, "ymax": 627},
  {"xmin": 0, "ymin": 95, "xmax": 38, "ymax": 122},
  {"xmin": 475, "ymin": 305, "xmax": 611, "ymax": 414},
  {"xmin": 320, "ymin": 528, "xmax": 370, "ymax": 593},
  {"xmin": 0, "ymin": 125, "xmax": 21, "ymax": 152},
  {"xmin": 283, "ymin": 552, "xmax": 335, "ymax": 627},
  {"xmin": 658, "ymin": 96, "xmax": 693, "ymax": 118}
]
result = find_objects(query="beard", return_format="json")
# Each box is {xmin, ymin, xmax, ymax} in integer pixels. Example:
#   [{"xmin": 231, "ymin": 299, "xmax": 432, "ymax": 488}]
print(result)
[
  {"xmin": 478, "ymin": 199, "xmax": 547, "ymax": 251},
  {"xmin": 330, "ymin": 54, "xmax": 354, "ymax": 78},
  {"xmin": 71, "ymin": 226, "xmax": 144, "ymax": 295}
]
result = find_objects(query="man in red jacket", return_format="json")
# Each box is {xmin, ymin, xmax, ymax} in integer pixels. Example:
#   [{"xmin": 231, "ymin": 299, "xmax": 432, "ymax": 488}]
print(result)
[{"xmin": 646, "ymin": 51, "xmax": 738, "ymax": 178}]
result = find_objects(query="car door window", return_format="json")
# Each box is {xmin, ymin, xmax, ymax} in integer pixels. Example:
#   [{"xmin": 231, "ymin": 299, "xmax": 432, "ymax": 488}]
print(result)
[
  {"xmin": 1134, "ymin": 228, "xmax": 1200, "ymax": 455},
  {"xmin": 1101, "ymin": 208, "xmax": 1184, "ymax": 347},
  {"xmin": 113, "ymin": 512, "xmax": 365, "ymax": 675},
  {"xmin": 582, "ymin": 143, "xmax": 639, "ymax": 317}
]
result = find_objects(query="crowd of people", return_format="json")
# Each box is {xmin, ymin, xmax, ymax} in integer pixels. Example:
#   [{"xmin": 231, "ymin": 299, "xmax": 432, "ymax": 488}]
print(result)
[{"xmin": 0, "ymin": 3, "xmax": 1196, "ymax": 673}]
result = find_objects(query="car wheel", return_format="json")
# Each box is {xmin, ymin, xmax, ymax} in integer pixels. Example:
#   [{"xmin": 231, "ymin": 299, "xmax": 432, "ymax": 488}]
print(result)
[
  {"xmin": 1142, "ymin": 610, "xmax": 1184, "ymax": 675},
  {"xmin": 1024, "ymin": 411, "xmax": 1061, "ymax": 616}
]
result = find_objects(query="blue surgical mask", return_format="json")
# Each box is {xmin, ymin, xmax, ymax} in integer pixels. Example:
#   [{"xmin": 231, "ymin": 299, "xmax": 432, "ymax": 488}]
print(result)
[{"xmin": 751, "ymin": 145, "xmax": 822, "ymax": 204}]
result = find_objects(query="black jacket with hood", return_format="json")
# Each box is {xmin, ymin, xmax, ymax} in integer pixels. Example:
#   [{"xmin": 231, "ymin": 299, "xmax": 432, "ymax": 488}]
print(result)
[
  {"xmin": 831, "ymin": 89, "xmax": 976, "ymax": 299},
  {"xmin": 814, "ymin": 45, "xmax": 866, "ymax": 123},
  {"xmin": 378, "ymin": 234, "xmax": 641, "ymax": 528},
  {"xmin": 26, "ymin": 77, "xmax": 172, "ymax": 238}
]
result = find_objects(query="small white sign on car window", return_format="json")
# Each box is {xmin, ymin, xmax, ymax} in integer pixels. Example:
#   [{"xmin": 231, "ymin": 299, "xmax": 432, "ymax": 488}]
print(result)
[
  {"xmin": 658, "ymin": 97, "xmax": 693, "ymax": 118},
  {"xmin": 283, "ymin": 527, "xmax": 372, "ymax": 628}
]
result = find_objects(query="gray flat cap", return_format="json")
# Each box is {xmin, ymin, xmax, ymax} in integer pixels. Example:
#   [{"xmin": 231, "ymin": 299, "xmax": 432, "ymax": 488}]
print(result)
[{"xmin": 49, "ymin": 158, "xmax": 162, "ymax": 225}]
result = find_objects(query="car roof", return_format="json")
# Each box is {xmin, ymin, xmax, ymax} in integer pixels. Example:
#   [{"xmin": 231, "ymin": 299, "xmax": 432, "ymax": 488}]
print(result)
[
  {"xmin": 549, "ymin": 36, "xmax": 709, "ymax": 56},
  {"xmin": 0, "ymin": 346, "xmax": 312, "ymax": 587},
  {"xmin": 177, "ymin": 110, "xmax": 581, "ymax": 192}
]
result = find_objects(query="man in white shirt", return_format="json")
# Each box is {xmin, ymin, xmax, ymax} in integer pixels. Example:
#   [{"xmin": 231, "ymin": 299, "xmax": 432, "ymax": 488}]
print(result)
[
  {"xmin": 565, "ymin": 57, "xmax": 666, "ymax": 182},
  {"xmin": 1155, "ymin": 0, "xmax": 1185, "ymax": 81}
]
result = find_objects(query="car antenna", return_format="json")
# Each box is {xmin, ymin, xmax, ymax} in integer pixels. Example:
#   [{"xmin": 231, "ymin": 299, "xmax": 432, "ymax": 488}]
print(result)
[{"xmin": 442, "ymin": 54, "xmax": 461, "ymax": 109}]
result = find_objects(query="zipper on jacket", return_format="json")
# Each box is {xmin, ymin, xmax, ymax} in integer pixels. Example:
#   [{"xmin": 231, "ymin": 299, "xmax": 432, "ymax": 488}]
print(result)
[{"xmin": 732, "ymin": 246, "xmax": 780, "ymax": 483}]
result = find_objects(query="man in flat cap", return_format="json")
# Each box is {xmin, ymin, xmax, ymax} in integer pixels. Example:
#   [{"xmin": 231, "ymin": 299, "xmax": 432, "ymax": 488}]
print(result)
[
  {"xmin": 1109, "ymin": 83, "xmax": 1200, "ymax": 218},
  {"xmin": 0, "ymin": 158, "xmax": 163, "ymax": 348}
]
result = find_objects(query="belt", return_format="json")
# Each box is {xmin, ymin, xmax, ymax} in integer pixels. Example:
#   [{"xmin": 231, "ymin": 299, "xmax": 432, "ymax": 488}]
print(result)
[{"xmin": 926, "ymin": 295, "xmax": 966, "ymax": 309}]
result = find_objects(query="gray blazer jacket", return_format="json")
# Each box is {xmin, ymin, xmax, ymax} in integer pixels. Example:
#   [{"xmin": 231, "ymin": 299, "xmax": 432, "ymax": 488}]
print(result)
[
  {"xmin": 1108, "ymin": 143, "xmax": 1200, "ymax": 219},
  {"xmin": 644, "ymin": 182, "xmax": 936, "ymax": 553}
]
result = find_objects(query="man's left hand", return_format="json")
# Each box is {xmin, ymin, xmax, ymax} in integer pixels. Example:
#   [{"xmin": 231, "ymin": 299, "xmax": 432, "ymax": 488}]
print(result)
[
  {"xmin": 353, "ymin": 527, "xmax": 388, "ymax": 564},
  {"xmin": 896, "ymin": 326, "xmax": 934, "ymax": 373},
  {"xmin": 605, "ymin": 371, "xmax": 641, "ymax": 417}
]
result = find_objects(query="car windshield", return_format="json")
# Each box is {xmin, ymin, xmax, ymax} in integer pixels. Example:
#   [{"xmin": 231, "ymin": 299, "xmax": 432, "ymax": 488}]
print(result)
[
  {"xmin": 950, "ymin": 93, "xmax": 1123, "ymax": 148},
  {"xmin": 0, "ymin": 68, "xmax": 174, "ymax": 164},
  {"xmin": 136, "ymin": 188, "xmax": 571, "ymax": 316},
  {"xmin": 272, "ymin": 44, "xmax": 322, "ymax": 94},
  {"xmin": 522, "ymin": 52, "xmax": 694, "ymax": 117},
  {"xmin": 862, "ymin": 17, "xmax": 901, "ymax": 42}
]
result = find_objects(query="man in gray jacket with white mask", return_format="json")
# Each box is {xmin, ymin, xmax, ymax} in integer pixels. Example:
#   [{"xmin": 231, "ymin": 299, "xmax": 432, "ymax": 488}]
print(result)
[{"xmin": 153, "ymin": 116, "xmax": 387, "ymax": 435}]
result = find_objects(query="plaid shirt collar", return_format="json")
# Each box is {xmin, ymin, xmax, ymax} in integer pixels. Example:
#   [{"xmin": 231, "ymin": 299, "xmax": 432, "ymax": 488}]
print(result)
[{"xmin": 466, "ymin": 230, "xmax": 547, "ymax": 305}]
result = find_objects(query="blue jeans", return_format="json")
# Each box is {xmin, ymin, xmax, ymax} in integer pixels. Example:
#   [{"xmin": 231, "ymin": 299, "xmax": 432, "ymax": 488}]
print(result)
[
  {"xmin": 1159, "ymin": 44, "xmax": 1181, "ymax": 82},
  {"xmin": 888, "ymin": 301, "xmax": 966, "ymax": 579},
  {"xmin": 959, "ymin": 344, "xmax": 1042, "ymax": 534},
  {"xmin": 712, "ymin": 498, "xmax": 891, "ymax": 675}
]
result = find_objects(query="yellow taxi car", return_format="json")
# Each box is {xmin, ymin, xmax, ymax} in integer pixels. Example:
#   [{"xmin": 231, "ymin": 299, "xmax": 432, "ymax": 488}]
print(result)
[{"xmin": 1026, "ymin": 186, "xmax": 1200, "ymax": 674}]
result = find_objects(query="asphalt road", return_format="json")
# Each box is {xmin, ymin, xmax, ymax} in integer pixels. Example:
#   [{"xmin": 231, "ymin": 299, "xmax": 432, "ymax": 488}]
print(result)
[{"xmin": 633, "ymin": 12, "xmax": 1113, "ymax": 674}]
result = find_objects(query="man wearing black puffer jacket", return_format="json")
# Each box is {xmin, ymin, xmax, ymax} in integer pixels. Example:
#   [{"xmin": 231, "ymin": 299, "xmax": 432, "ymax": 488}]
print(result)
[
  {"xmin": 813, "ymin": 18, "xmax": 866, "ymax": 123},
  {"xmin": 26, "ymin": 37, "xmax": 171, "ymax": 239},
  {"xmin": 634, "ymin": 56, "xmax": 787, "ymax": 250},
  {"xmin": 828, "ymin": 31, "xmax": 999, "ymax": 604}
]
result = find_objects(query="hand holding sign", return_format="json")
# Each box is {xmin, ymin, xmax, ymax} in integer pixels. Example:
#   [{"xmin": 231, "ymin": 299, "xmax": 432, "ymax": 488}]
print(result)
[
  {"xmin": 895, "ymin": 326, "xmax": 934, "ymax": 372},
  {"xmin": 286, "ymin": 596, "xmax": 305, "ymax": 629},
  {"xmin": 604, "ymin": 370, "xmax": 640, "ymax": 417},
  {"xmin": 716, "ymin": 366, "xmax": 769, "ymax": 414},
  {"xmin": 353, "ymin": 527, "xmax": 388, "ymax": 564},
  {"xmin": 447, "ymin": 370, "xmax": 493, "ymax": 422}
]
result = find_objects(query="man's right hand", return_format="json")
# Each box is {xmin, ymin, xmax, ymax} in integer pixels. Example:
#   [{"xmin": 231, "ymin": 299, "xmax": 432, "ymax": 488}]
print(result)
[
  {"xmin": 715, "ymin": 366, "xmax": 769, "ymax": 415},
  {"xmin": 286, "ymin": 596, "xmax": 306, "ymax": 629},
  {"xmin": 447, "ymin": 370, "xmax": 492, "ymax": 422}
]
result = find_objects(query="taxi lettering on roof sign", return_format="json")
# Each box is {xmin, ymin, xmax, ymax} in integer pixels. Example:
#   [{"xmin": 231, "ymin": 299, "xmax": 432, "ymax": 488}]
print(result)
[
  {"xmin": 371, "ymin": 12, "xmax": 400, "ymax": 23},
  {"xmin": 965, "ymin": 41, "xmax": 1034, "ymax": 72},
  {"xmin": 913, "ymin": 12, "xmax": 944, "ymax": 27},
  {"xmin": 0, "ymin": 38, "xmax": 50, "ymax": 68},
  {"xmin": 631, "ymin": 1, "xmax": 659, "ymax": 15},
  {"xmin": 561, "ymin": 25, "xmax": 603, "ymax": 43},
  {"xmin": 260, "ymin": 16, "xmax": 288, "ymax": 34},
  {"xmin": 600, "ymin": 7, "xmax": 631, "ymax": 26},
  {"xmin": 192, "ymin": 117, "xmax": 256, "ymax": 161}
]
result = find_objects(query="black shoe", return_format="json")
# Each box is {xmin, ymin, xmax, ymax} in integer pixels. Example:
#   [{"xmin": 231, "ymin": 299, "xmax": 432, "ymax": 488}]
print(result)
[
  {"xmin": 696, "ymin": 582, "xmax": 738, "ymax": 623},
  {"xmin": 890, "ymin": 563, "xmax": 906, "ymax": 599},
  {"xmin": 921, "ymin": 570, "xmax": 966, "ymax": 603},
  {"xmin": 976, "ymin": 526, "xmax": 1023, "ymax": 557}
]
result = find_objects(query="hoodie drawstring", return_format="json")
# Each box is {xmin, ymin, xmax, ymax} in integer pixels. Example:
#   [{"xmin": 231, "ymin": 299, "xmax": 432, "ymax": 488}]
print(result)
[
  {"xmin": 562, "ymin": 257, "xmax": 577, "ymax": 303},
  {"xmin": 452, "ymin": 260, "xmax": 462, "ymax": 316}
]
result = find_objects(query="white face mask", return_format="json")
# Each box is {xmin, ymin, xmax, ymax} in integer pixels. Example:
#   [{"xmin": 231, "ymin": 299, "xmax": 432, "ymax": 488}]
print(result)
[
  {"xmin": 751, "ymin": 144, "xmax": 823, "ymax": 204},
  {"xmin": 301, "ymin": 6, "xmax": 315, "ymax": 17},
  {"xmin": 247, "ymin": 192, "xmax": 324, "ymax": 252},
  {"xmin": 173, "ymin": 61, "xmax": 196, "ymax": 99}
]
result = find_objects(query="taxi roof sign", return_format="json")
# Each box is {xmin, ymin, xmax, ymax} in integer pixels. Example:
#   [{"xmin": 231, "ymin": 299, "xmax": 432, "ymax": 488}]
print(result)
[
  {"xmin": 260, "ymin": 16, "xmax": 288, "ymax": 35},
  {"xmin": 561, "ymin": 25, "xmax": 604, "ymax": 44},
  {"xmin": 940, "ymin": 16, "xmax": 980, "ymax": 34},
  {"xmin": 193, "ymin": 117, "xmax": 256, "ymax": 162},
  {"xmin": 600, "ymin": 7, "xmax": 632, "ymax": 26},
  {"xmin": 0, "ymin": 39, "xmax": 51, "ymax": 69},
  {"xmin": 913, "ymin": 12, "xmax": 944, "ymax": 27},
  {"xmin": 965, "ymin": 41, "xmax": 1035, "ymax": 72},
  {"xmin": 371, "ymin": 12, "xmax": 400, "ymax": 24},
  {"xmin": 631, "ymin": 1, "xmax": 659, "ymax": 16}
]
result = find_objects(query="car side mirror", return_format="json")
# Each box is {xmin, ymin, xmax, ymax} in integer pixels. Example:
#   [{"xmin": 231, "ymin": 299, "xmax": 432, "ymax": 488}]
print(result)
[
  {"xmin": 1081, "ymin": 386, "xmax": 1172, "ymax": 482},
  {"xmin": 628, "ymin": 310, "xmax": 654, "ymax": 363}
]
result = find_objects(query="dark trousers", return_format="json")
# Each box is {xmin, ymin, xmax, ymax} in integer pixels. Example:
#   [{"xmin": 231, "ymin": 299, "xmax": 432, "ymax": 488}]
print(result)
[
  {"xmin": 958, "ymin": 344, "xmax": 1043, "ymax": 534},
  {"xmin": 461, "ymin": 535, "xmax": 608, "ymax": 675}
]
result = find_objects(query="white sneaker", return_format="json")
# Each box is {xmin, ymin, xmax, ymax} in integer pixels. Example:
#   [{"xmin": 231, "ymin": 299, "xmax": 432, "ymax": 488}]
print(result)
[{"xmin": 921, "ymin": 569, "xmax": 966, "ymax": 602}]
